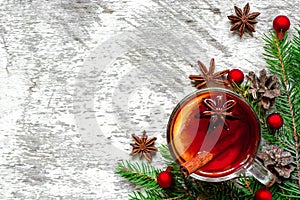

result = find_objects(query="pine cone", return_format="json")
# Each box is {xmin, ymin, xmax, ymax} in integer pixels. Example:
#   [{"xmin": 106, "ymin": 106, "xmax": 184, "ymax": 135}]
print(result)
[
  {"xmin": 246, "ymin": 69, "xmax": 280, "ymax": 111},
  {"xmin": 257, "ymin": 145, "xmax": 295, "ymax": 181}
]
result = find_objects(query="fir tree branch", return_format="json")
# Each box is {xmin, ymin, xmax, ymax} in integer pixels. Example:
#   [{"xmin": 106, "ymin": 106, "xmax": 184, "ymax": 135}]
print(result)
[
  {"xmin": 273, "ymin": 35, "xmax": 298, "ymax": 140},
  {"xmin": 273, "ymin": 36, "xmax": 300, "ymax": 188},
  {"xmin": 243, "ymin": 178, "xmax": 254, "ymax": 196},
  {"xmin": 115, "ymin": 160, "xmax": 161, "ymax": 189},
  {"xmin": 263, "ymin": 30, "xmax": 300, "ymax": 189}
]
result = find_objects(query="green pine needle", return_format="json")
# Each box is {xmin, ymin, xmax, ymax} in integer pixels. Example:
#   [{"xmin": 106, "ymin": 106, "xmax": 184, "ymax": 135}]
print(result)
[
  {"xmin": 115, "ymin": 160, "xmax": 161, "ymax": 189},
  {"xmin": 158, "ymin": 144, "xmax": 174, "ymax": 164}
]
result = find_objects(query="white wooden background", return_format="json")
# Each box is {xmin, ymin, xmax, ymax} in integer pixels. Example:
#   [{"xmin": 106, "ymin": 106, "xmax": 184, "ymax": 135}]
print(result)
[{"xmin": 0, "ymin": 0, "xmax": 299, "ymax": 199}]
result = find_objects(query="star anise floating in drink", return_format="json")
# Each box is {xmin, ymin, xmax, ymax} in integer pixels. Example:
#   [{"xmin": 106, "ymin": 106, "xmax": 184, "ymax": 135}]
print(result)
[
  {"xmin": 189, "ymin": 58, "xmax": 229, "ymax": 89},
  {"xmin": 195, "ymin": 95, "xmax": 240, "ymax": 131},
  {"xmin": 227, "ymin": 3, "xmax": 260, "ymax": 37},
  {"xmin": 130, "ymin": 130, "xmax": 158, "ymax": 162}
]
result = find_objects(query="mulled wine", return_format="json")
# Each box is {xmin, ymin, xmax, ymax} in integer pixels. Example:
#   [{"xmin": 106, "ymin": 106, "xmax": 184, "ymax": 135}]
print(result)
[{"xmin": 167, "ymin": 88, "xmax": 260, "ymax": 179}]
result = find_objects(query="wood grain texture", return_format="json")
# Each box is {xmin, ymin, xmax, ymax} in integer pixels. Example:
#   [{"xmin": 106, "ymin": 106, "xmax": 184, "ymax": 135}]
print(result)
[{"xmin": 0, "ymin": 0, "xmax": 298, "ymax": 199}]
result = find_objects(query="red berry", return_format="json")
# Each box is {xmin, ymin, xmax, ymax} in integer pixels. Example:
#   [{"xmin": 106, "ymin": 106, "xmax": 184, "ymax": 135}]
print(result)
[
  {"xmin": 273, "ymin": 15, "xmax": 290, "ymax": 40},
  {"xmin": 157, "ymin": 171, "xmax": 172, "ymax": 188},
  {"xmin": 227, "ymin": 69, "xmax": 244, "ymax": 85},
  {"xmin": 267, "ymin": 113, "xmax": 283, "ymax": 130},
  {"xmin": 255, "ymin": 188, "xmax": 272, "ymax": 200}
]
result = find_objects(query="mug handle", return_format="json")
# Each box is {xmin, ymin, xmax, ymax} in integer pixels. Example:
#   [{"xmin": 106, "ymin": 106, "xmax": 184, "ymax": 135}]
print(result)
[{"xmin": 246, "ymin": 158, "xmax": 276, "ymax": 187}]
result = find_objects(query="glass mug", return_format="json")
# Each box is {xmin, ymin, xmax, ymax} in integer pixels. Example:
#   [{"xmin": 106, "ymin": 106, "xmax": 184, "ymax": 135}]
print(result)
[{"xmin": 167, "ymin": 88, "xmax": 275, "ymax": 186}]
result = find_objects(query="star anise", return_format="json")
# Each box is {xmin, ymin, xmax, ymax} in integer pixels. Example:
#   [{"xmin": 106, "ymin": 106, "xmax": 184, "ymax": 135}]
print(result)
[
  {"xmin": 227, "ymin": 3, "xmax": 260, "ymax": 37},
  {"xmin": 189, "ymin": 58, "xmax": 229, "ymax": 89},
  {"xmin": 130, "ymin": 130, "xmax": 157, "ymax": 162},
  {"xmin": 195, "ymin": 95, "xmax": 240, "ymax": 130}
]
